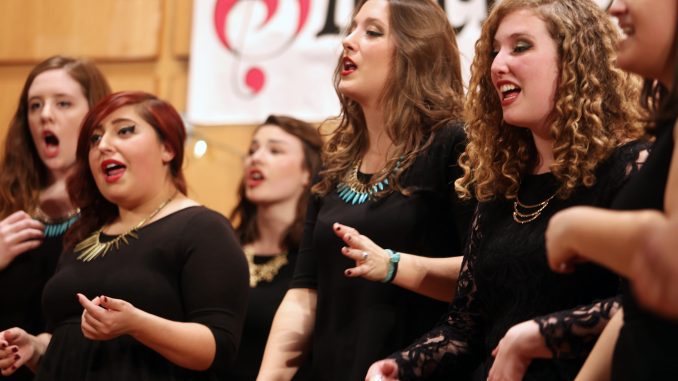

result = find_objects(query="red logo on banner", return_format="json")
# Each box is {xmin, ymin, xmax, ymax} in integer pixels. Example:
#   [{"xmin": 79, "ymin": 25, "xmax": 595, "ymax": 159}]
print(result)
[{"xmin": 213, "ymin": 0, "xmax": 311, "ymax": 96}]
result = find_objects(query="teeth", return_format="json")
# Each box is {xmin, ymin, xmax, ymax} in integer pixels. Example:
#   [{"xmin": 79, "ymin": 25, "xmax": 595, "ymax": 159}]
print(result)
[
  {"xmin": 500, "ymin": 84, "xmax": 518, "ymax": 93},
  {"xmin": 251, "ymin": 172, "xmax": 263, "ymax": 180},
  {"xmin": 106, "ymin": 163, "xmax": 117, "ymax": 170},
  {"xmin": 343, "ymin": 59, "xmax": 356, "ymax": 70},
  {"xmin": 622, "ymin": 26, "xmax": 634, "ymax": 36}
]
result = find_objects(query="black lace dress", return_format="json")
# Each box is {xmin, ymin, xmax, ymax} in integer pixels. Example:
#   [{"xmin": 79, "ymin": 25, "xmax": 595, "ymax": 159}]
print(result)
[{"xmin": 392, "ymin": 141, "xmax": 648, "ymax": 381}]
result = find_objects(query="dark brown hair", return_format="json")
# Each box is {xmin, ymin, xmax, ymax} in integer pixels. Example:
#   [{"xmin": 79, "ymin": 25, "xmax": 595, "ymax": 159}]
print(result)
[
  {"xmin": 65, "ymin": 91, "xmax": 187, "ymax": 249},
  {"xmin": 0, "ymin": 55, "xmax": 111, "ymax": 218},
  {"xmin": 230, "ymin": 115, "xmax": 322, "ymax": 252}
]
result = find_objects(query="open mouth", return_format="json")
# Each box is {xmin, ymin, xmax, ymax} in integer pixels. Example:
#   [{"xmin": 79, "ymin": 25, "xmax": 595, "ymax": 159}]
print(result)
[
  {"xmin": 620, "ymin": 25, "xmax": 634, "ymax": 38},
  {"xmin": 101, "ymin": 160, "xmax": 126, "ymax": 183},
  {"xmin": 44, "ymin": 132, "xmax": 59, "ymax": 147},
  {"xmin": 42, "ymin": 131, "xmax": 60, "ymax": 158},
  {"xmin": 499, "ymin": 83, "xmax": 522, "ymax": 103},
  {"xmin": 341, "ymin": 57, "xmax": 357, "ymax": 75},
  {"xmin": 246, "ymin": 169, "xmax": 265, "ymax": 187}
]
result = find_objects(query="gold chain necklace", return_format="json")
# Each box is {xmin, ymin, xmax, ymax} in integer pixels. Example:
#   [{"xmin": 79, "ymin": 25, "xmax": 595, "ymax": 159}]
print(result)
[
  {"xmin": 244, "ymin": 247, "xmax": 288, "ymax": 287},
  {"xmin": 75, "ymin": 192, "xmax": 177, "ymax": 262},
  {"xmin": 512, "ymin": 191, "xmax": 557, "ymax": 224}
]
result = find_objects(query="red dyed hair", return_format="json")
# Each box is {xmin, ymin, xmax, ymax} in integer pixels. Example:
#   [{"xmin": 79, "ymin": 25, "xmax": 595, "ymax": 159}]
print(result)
[{"xmin": 64, "ymin": 91, "xmax": 187, "ymax": 249}]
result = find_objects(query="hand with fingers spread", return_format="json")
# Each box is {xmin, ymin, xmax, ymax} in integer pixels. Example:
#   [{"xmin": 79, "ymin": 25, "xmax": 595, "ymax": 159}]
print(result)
[
  {"xmin": 0, "ymin": 328, "xmax": 45, "ymax": 376},
  {"xmin": 487, "ymin": 320, "xmax": 549, "ymax": 381},
  {"xmin": 78, "ymin": 293, "xmax": 140, "ymax": 341},
  {"xmin": 333, "ymin": 223, "xmax": 392, "ymax": 282},
  {"xmin": 0, "ymin": 211, "xmax": 44, "ymax": 270},
  {"xmin": 365, "ymin": 359, "xmax": 400, "ymax": 381}
]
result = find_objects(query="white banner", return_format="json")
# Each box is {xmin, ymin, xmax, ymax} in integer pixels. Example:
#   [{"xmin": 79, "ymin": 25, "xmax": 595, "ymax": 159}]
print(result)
[{"xmin": 187, "ymin": 0, "xmax": 613, "ymax": 125}]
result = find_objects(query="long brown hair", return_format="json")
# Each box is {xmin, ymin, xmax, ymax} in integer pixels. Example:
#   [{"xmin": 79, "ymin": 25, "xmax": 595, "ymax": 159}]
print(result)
[
  {"xmin": 64, "ymin": 91, "xmax": 187, "ymax": 250},
  {"xmin": 0, "ymin": 56, "xmax": 111, "ymax": 218},
  {"xmin": 313, "ymin": 0, "xmax": 464, "ymax": 196},
  {"xmin": 230, "ymin": 115, "xmax": 322, "ymax": 252},
  {"xmin": 456, "ymin": 0, "xmax": 647, "ymax": 202}
]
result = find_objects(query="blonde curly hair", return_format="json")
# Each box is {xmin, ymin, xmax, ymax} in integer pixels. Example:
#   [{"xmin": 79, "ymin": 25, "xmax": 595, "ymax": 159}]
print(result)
[
  {"xmin": 455, "ymin": 0, "xmax": 647, "ymax": 202},
  {"xmin": 313, "ymin": 0, "xmax": 464, "ymax": 197}
]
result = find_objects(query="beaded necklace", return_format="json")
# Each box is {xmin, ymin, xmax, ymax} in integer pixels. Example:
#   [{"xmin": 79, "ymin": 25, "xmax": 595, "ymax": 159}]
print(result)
[
  {"xmin": 33, "ymin": 208, "xmax": 80, "ymax": 238},
  {"xmin": 336, "ymin": 158, "xmax": 402, "ymax": 205}
]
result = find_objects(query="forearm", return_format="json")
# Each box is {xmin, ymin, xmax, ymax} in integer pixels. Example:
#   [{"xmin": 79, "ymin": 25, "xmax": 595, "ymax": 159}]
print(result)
[
  {"xmin": 574, "ymin": 309, "xmax": 623, "ymax": 381},
  {"xmin": 258, "ymin": 288, "xmax": 317, "ymax": 381},
  {"xmin": 535, "ymin": 297, "xmax": 621, "ymax": 360},
  {"xmin": 393, "ymin": 255, "xmax": 461, "ymax": 302},
  {"xmin": 560, "ymin": 208, "xmax": 665, "ymax": 277},
  {"xmin": 129, "ymin": 310, "xmax": 217, "ymax": 371}
]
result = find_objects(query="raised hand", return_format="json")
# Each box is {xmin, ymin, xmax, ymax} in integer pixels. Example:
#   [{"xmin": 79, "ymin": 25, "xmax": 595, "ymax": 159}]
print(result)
[
  {"xmin": 333, "ymin": 223, "xmax": 391, "ymax": 282},
  {"xmin": 0, "ymin": 211, "xmax": 44, "ymax": 270}
]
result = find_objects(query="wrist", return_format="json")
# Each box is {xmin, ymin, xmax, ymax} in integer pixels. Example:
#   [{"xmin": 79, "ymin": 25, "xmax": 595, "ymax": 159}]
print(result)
[
  {"xmin": 26, "ymin": 333, "xmax": 49, "ymax": 371},
  {"xmin": 126, "ymin": 306, "xmax": 147, "ymax": 339},
  {"xmin": 515, "ymin": 321, "xmax": 550, "ymax": 359},
  {"xmin": 382, "ymin": 249, "xmax": 400, "ymax": 283}
]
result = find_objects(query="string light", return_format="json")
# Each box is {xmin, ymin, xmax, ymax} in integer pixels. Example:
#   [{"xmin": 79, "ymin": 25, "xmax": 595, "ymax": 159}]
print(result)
[
  {"xmin": 193, "ymin": 139, "xmax": 208, "ymax": 158},
  {"xmin": 181, "ymin": 113, "xmax": 246, "ymax": 160}
]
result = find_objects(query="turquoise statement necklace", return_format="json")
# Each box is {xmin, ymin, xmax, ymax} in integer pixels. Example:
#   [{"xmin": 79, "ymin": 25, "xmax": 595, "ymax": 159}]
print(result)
[
  {"xmin": 336, "ymin": 158, "xmax": 402, "ymax": 205},
  {"xmin": 33, "ymin": 208, "xmax": 80, "ymax": 238}
]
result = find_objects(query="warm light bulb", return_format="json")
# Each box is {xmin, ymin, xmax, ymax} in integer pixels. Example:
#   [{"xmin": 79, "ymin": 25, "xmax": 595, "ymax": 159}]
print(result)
[{"xmin": 193, "ymin": 139, "xmax": 208, "ymax": 158}]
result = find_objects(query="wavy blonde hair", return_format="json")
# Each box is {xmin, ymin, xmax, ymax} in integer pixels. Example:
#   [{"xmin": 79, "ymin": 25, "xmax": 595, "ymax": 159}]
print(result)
[
  {"xmin": 313, "ymin": 0, "xmax": 464, "ymax": 196},
  {"xmin": 455, "ymin": 0, "xmax": 647, "ymax": 202}
]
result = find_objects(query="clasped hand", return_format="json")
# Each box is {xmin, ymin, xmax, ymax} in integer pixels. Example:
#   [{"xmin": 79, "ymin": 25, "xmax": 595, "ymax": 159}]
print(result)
[
  {"xmin": 77, "ymin": 293, "xmax": 138, "ymax": 341},
  {"xmin": 0, "ymin": 328, "xmax": 36, "ymax": 376}
]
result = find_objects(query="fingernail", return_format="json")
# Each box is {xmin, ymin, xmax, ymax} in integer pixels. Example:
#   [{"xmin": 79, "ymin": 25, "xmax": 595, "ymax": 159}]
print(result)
[
  {"xmin": 102, "ymin": 296, "xmax": 108, "ymax": 303},
  {"xmin": 11, "ymin": 347, "xmax": 17, "ymax": 353},
  {"xmin": 334, "ymin": 224, "xmax": 340, "ymax": 231},
  {"xmin": 347, "ymin": 235, "xmax": 352, "ymax": 241},
  {"xmin": 345, "ymin": 270, "xmax": 352, "ymax": 276},
  {"xmin": 14, "ymin": 354, "xmax": 20, "ymax": 360}
]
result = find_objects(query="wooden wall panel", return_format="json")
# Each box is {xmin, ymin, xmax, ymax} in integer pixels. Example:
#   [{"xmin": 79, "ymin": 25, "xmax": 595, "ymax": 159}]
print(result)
[
  {"xmin": 184, "ymin": 125, "xmax": 256, "ymax": 216},
  {"xmin": 0, "ymin": 0, "xmax": 163, "ymax": 62},
  {"xmin": 173, "ymin": 0, "xmax": 193, "ymax": 58},
  {"xmin": 0, "ymin": 0, "xmax": 256, "ymax": 216}
]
